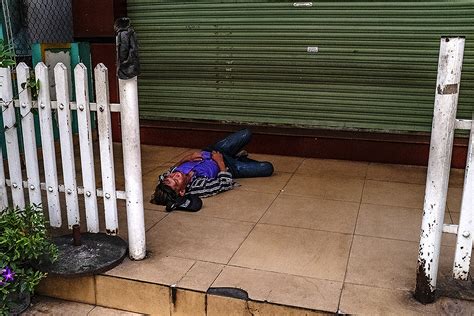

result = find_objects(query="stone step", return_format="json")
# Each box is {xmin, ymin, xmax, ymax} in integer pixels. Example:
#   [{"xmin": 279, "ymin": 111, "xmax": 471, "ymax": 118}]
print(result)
[{"xmin": 38, "ymin": 274, "xmax": 330, "ymax": 315}]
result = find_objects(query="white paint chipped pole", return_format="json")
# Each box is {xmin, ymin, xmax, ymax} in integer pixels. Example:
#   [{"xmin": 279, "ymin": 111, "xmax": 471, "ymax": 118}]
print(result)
[
  {"xmin": 452, "ymin": 113, "xmax": 473, "ymax": 280},
  {"xmin": 415, "ymin": 36, "xmax": 465, "ymax": 304},
  {"xmin": 119, "ymin": 77, "xmax": 146, "ymax": 260}
]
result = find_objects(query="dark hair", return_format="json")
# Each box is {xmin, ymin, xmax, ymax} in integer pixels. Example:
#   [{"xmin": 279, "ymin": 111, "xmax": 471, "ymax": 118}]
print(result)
[{"xmin": 150, "ymin": 182, "xmax": 179, "ymax": 206}]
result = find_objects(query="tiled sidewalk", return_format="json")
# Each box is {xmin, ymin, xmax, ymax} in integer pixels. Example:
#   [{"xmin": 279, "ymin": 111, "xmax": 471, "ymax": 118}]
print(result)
[{"xmin": 40, "ymin": 144, "xmax": 473, "ymax": 315}]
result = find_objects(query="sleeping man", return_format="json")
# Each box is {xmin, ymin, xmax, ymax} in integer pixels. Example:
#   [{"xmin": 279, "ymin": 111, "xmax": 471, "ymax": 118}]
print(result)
[{"xmin": 150, "ymin": 129, "xmax": 274, "ymax": 211}]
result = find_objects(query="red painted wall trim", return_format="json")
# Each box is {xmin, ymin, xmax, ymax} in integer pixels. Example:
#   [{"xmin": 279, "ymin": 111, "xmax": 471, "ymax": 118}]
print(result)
[{"xmin": 117, "ymin": 119, "xmax": 468, "ymax": 168}]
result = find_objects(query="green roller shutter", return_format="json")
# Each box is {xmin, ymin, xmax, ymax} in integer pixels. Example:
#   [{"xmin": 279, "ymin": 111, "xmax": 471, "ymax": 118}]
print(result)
[{"xmin": 128, "ymin": 1, "xmax": 474, "ymax": 133}]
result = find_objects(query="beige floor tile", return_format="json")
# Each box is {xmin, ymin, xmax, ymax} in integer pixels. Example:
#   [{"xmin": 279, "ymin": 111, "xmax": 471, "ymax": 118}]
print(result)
[
  {"xmin": 356, "ymin": 204, "xmax": 453, "ymax": 245},
  {"xmin": 112, "ymin": 144, "xmax": 187, "ymax": 176},
  {"xmin": 198, "ymin": 189, "xmax": 277, "ymax": 222},
  {"xmin": 449, "ymin": 168, "xmax": 466, "ymax": 188},
  {"xmin": 147, "ymin": 212, "xmax": 254, "ymax": 264},
  {"xmin": 367, "ymin": 163, "xmax": 427, "ymax": 184},
  {"xmin": 447, "ymin": 186, "xmax": 462, "ymax": 213},
  {"xmin": 250, "ymin": 153, "xmax": 304, "ymax": 173},
  {"xmin": 116, "ymin": 208, "xmax": 168, "ymax": 242},
  {"xmin": 177, "ymin": 261, "xmax": 224, "ymax": 292},
  {"xmin": 339, "ymin": 283, "xmax": 474, "ymax": 315},
  {"xmin": 237, "ymin": 171, "xmax": 293, "ymax": 194},
  {"xmin": 212, "ymin": 266, "xmax": 342, "ymax": 312},
  {"xmin": 211, "ymin": 265, "xmax": 281, "ymax": 300},
  {"xmin": 451, "ymin": 212, "xmax": 460, "ymax": 224},
  {"xmin": 139, "ymin": 146, "xmax": 190, "ymax": 176},
  {"xmin": 248, "ymin": 301, "xmax": 332, "ymax": 315},
  {"xmin": 229, "ymin": 224, "xmax": 352, "ymax": 281},
  {"xmin": 346, "ymin": 236, "xmax": 418, "ymax": 290},
  {"xmin": 96, "ymin": 275, "xmax": 170, "ymax": 315},
  {"xmin": 140, "ymin": 144, "xmax": 190, "ymax": 164},
  {"xmin": 104, "ymin": 254, "xmax": 195, "ymax": 286},
  {"xmin": 345, "ymin": 236, "xmax": 457, "ymax": 291},
  {"xmin": 283, "ymin": 174, "xmax": 364, "ymax": 202},
  {"xmin": 24, "ymin": 296, "xmax": 94, "ymax": 316},
  {"xmin": 261, "ymin": 194, "xmax": 359, "ymax": 234},
  {"xmin": 356, "ymin": 204, "xmax": 422, "ymax": 242},
  {"xmin": 296, "ymin": 158, "xmax": 368, "ymax": 179},
  {"xmin": 362, "ymin": 180, "xmax": 425, "ymax": 209}
]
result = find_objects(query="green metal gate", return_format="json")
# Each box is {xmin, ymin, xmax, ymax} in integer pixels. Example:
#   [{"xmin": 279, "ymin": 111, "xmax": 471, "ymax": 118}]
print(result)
[{"xmin": 128, "ymin": 1, "xmax": 474, "ymax": 133}]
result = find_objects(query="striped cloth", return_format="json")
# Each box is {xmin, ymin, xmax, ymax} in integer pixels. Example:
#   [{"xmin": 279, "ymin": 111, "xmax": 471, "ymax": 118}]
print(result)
[
  {"xmin": 186, "ymin": 171, "xmax": 235, "ymax": 197},
  {"xmin": 160, "ymin": 169, "xmax": 235, "ymax": 198}
]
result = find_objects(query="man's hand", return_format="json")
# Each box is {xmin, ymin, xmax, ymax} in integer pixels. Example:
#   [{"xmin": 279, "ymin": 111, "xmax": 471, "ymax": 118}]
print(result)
[
  {"xmin": 189, "ymin": 152, "xmax": 203, "ymax": 161},
  {"xmin": 212, "ymin": 151, "xmax": 226, "ymax": 171}
]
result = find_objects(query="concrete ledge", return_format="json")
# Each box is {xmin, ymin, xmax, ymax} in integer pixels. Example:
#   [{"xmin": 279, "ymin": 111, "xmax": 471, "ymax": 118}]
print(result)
[
  {"xmin": 37, "ymin": 275, "xmax": 96, "ymax": 305},
  {"xmin": 38, "ymin": 274, "xmax": 333, "ymax": 315}
]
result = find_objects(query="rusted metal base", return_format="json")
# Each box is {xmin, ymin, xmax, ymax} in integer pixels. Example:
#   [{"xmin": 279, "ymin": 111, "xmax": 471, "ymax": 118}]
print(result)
[
  {"xmin": 414, "ymin": 264, "xmax": 436, "ymax": 304},
  {"xmin": 40, "ymin": 233, "xmax": 127, "ymax": 277}
]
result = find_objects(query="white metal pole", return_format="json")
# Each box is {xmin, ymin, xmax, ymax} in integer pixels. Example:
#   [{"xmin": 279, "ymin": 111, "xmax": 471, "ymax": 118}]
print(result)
[
  {"xmin": 452, "ymin": 113, "xmax": 474, "ymax": 280},
  {"xmin": 414, "ymin": 37, "xmax": 465, "ymax": 304},
  {"xmin": 119, "ymin": 77, "xmax": 146, "ymax": 260}
]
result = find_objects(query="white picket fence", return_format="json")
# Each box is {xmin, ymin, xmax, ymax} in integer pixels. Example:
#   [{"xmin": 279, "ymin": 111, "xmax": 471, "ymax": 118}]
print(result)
[
  {"xmin": 0, "ymin": 62, "xmax": 146, "ymax": 260},
  {"xmin": 415, "ymin": 37, "xmax": 473, "ymax": 303}
]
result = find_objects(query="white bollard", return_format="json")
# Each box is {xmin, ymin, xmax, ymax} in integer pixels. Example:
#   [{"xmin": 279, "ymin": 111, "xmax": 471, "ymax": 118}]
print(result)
[
  {"xmin": 414, "ymin": 37, "xmax": 465, "ymax": 304},
  {"xmin": 119, "ymin": 77, "xmax": 146, "ymax": 260},
  {"xmin": 452, "ymin": 113, "xmax": 474, "ymax": 280}
]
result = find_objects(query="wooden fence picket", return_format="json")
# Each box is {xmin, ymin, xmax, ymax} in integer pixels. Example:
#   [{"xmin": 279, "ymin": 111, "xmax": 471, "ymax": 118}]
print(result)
[
  {"xmin": 75, "ymin": 63, "xmax": 99, "ymax": 233},
  {"xmin": 35, "ymin": 62, "xmax": 61, "ymax": 227},
  {"xmin": 16, "ymin": 63, "xmax": 41, "ymax": 206},
  {"xmin": 55, "ymin": 63, "xmax": 80, "ymax": 228},
  {"xmin": 95, "ymin": 64, "xmax": 118, "ymax": 234},
  {"xmin": 0, "ymin": 67, "xmax": 25, "ymax": 208}
]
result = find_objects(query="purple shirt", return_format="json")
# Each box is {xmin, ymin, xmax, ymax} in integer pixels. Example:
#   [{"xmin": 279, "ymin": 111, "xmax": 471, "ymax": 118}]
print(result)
[{"xmin": 174, "ymin": 151, "xmax": 219, "ymax": 179}]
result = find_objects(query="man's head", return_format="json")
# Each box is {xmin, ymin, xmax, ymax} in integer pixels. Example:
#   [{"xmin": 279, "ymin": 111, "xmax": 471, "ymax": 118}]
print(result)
[
  {"xmin": 150, "ymin": 181, "xmax": 178, "ymax": 206},
  {"xmin": 162, "ymin": 172, "xmax": 189, "ymax": 196},
  {"xmin": 150, "ymin": 171, "xmax": 191, "ymax": 207}
]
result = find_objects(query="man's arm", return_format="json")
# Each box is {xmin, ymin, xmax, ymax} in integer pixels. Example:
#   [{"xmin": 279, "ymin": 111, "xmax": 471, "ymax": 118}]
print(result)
[
  {"xmin": 186, "ymin": 172, "xmax": 234, "ymax": 197},
  {"xmin": 172, "ymin": 151, "xmax": 203, "ymax": 168},
  {"xmin": 211, "ymin": 151, "xmax": 226, "ymax": 172}
]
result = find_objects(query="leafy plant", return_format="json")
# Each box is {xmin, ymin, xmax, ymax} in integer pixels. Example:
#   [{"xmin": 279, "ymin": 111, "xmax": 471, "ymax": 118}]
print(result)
[
  {"xmin": 0, "ymin": 205, "xmax": 58, "ymax": 313},
  {"xmin": 20, "ymin": 76, "xmax": 40, "ymax": 100},
  {"xmin": 0, "ymin": 40, "xmax": 15, "ymax": 68}
]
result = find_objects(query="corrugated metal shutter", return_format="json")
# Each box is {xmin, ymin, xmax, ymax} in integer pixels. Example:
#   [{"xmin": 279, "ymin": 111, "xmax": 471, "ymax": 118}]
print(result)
[{"xmin": 127, "ymin": 1, "xmax": 474, "ymax": 133}]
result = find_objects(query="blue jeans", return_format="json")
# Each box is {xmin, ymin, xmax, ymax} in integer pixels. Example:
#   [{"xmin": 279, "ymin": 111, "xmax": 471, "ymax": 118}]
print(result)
[{"xmin": 205, "ymin": 129, "xmax": 274, "ymax": 179}]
